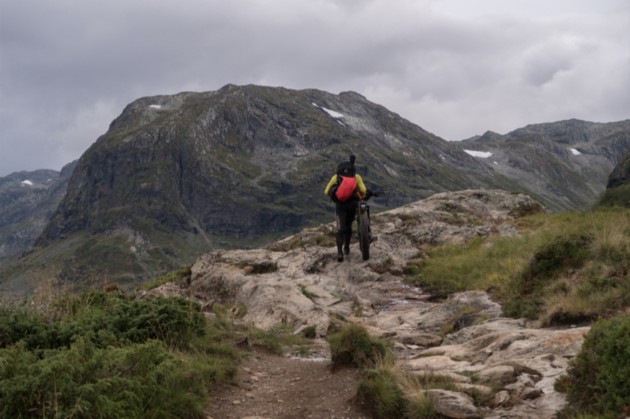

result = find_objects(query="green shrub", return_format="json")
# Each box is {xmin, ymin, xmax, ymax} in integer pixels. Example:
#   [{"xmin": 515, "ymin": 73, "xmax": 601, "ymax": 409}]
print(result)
[
  {"xmin": 327, "ymin": 323, "xmax": 389, "ymax": 370},
  {"xmin": 0, "ymin": 338, "xmax": 212, "ymax": 418},
  {"xmin": 244, "ymin": 323, "xmax": 308, "ymax": 355},
  {"xmin": 356, "ymin": 367, "xmax": 406, "ymax": 419},
  {"xmin": 137, "ymin": 265, "xmax": 192, "ymax": 291},
  {"xmin": 561, "ymin": 314, "xmax": 630, "ymax": 418},
  {"xmin": 0, "ymin": 292, "xmax": 240, "ymax": 418},
  {"xmin": 503, "ymin": 233, "xmax": 592, "ymax": 319},
  {"xmin": 0, "ymin": 292, "xmax": 206, "ymax": 350},
  {"xmin": 405, "ymin": 235, "xmax": 537, "ymax": 299},
  {"xmin": 404, "ymin": 391, "xmax": 440, "ymax": 418},
  {"xmin": 597, "ymin": 183, "xmax": 630, "ymax": 208}
]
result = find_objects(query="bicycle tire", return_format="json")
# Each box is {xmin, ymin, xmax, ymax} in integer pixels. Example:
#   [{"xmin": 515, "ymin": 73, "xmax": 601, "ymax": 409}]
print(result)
[{"xmin": 359, "ymin": 212, "xmax": 370, "ymax": 260}]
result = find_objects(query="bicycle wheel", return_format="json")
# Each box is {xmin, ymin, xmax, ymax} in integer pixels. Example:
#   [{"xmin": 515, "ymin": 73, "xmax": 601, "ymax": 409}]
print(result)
[{"xmin": 359, "ymin": 212, "xmax": 370, "ymax": 260}]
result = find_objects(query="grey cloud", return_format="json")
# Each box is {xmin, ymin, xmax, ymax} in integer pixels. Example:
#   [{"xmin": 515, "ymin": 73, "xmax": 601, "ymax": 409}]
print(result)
[{"xmin": 0, "ymin": 0, "xmax": 628, "ymax": 175}]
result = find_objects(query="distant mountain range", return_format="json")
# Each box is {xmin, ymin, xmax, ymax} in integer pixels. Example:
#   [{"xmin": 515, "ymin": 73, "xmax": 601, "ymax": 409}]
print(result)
[
  {"xmin": 462, "ymin": 119, "xmax": 630, "ymax": 210},
  {"xmin": 1, "ymin": 84, "xmax": 629, "ymax": 294}
]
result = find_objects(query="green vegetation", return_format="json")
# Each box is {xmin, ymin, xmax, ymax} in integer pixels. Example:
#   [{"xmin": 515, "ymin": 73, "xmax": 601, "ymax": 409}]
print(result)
[
  {"xmin": 356, "ymin": 364, "xmax": 407, "ymax": 419},
  {"xmin": 403, "ymin": 207, "xmax": 630, "ymax": 418},
  {"xmin": 137, "ymin": 265, "xmax": 192, "ymax": 291},
  {"xmin": 327, "ymin": 323, "xmax": 390, "ymax": 370},
  {"xmin": 406, "ymin": 208, "xmax": 630, "ymax": 325},
  {"xmin": 558, "ymin": 315, "xmax": 630, "ymax": 419},
  {"xmin": 327, "ymin": 324, "xmax": 473, "ymax": 418},
  {"xmin": 597, "ymin": 183, "xmax": 630, "ymax": 208},
  {"xmin": 0, "ymin": 291, "xmax": 239, "ymax": 418},
  {"xmin": 243, "ymin": 323, "xmax": 311, "ymax": 355}
]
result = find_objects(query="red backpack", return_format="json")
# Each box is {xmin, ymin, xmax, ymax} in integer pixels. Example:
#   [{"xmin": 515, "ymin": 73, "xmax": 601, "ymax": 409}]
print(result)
[
  {"xmin": 332, "ymin": 160, "xmax": 357, "ymax": 202},
  {"xmin": 334, "ymin": 175, "xmax": 357, "ymax": 202}
]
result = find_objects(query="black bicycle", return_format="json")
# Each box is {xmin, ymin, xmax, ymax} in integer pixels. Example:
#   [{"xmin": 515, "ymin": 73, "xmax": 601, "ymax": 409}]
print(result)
[{"xmin": 357, "ymin": 190, "xmax": 383, "ymax": 260}]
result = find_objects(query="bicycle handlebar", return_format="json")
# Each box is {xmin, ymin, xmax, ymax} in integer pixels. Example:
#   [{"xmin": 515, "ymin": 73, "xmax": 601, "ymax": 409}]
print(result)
[{"xmin": 364, "ymin": 189, "xmax": 385, "ymax": 200}]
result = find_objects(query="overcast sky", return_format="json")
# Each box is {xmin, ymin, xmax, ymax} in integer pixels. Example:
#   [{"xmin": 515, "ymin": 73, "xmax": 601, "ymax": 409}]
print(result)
[{"xmin": 1, "ymin": 0, "xmax": 629, "ymax": 176}]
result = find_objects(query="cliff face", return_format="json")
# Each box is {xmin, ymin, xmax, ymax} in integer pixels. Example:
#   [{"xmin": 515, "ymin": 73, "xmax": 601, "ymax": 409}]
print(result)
[{"xmin": 460, "ymin": 119, "xmax": 630, "ymax": 210}]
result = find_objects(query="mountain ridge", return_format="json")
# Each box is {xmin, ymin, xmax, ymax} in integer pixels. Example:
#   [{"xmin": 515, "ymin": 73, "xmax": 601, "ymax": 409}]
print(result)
[
  {"xmin": 461, "ymin": 118, "xmax": 630, "ymax": 210},
  {"xmin": 1, "ymin": 85, "xmax": 629, "ymax": 293}
]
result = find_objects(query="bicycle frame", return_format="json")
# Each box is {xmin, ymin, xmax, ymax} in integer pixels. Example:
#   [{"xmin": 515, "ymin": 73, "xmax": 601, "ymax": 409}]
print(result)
[{"xmin": 357, "ymin": 195, "xmax": 374, "ymax": 260}]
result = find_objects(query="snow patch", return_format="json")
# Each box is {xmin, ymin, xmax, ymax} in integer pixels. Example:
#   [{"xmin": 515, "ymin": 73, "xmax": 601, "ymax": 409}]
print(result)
[
  {"xmin": 149, "ymin": 104, "xmax": 162, "ymax": 109},
  {"xmin": 312, "ymin": 103, "xmax": 344, "ymax": 118},
  {"xmin": 21, "ymin": 180, "xmax": 34, "ymax": 186},
  {"xmin": 322, "ymin": 107, "xmax": 344, "ymax": 118},
  {"xmin": 464, "ymin": 150, "xmax": 493, "ymax": 158},
  {"xmin": 570, "ymin": 148, "xmax": 582, "ymax": 156}
]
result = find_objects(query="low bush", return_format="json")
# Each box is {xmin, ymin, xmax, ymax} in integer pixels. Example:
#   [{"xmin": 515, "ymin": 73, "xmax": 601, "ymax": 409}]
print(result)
[
  {"xmin": 355, "ymin": 362, "xmax": 454, "ymax": 418},
  {"xmin": 0, "ymin": 339, "xmax": 213, "ymax": 418},
  {"xmin": 0, "ymin": 291, "xmax": 239, "ymax": 418},
  {"xmin": 405, "ymin": 234, "xmax": 539, "ymax": 299},
  {"xmin": 407, "ymin": 208, "xmax": 630, "ymax": 324},
  {"xmin": 560, "ymin": 314, "xmax": 630, "ymax": 418},
  {"xmin": 356, "ymin": 366, "xmax": 406, "ymax": 419},
  {"xmin": 597, "ymin": 183, "xmax": 630, "ymax": 208},
  {"xmin": 503, "ymin": 233, "xmax": 592, "ymax": 319},
  {"xmin": 327, "ymin": 323, "xmax": 390, "ymax": 370},
  {"xmin": 0, "ymin": 292, "xmax": 206, "ymax": 350}
]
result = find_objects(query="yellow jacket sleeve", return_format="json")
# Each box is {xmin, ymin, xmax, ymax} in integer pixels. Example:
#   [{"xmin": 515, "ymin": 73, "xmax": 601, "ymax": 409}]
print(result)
[
  {"xmin": 324, "ymin": 175, "xmax": 338, "ymax": 196},
  {"xmin": 355, "ymin": 174, "xmax": 367, "ymax": 198}
]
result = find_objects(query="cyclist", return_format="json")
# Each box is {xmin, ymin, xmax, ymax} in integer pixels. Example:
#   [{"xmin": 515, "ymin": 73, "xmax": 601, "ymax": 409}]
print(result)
[{"xmin": 324, "ymin": 155, "xmax": 367, "ymax": 262}]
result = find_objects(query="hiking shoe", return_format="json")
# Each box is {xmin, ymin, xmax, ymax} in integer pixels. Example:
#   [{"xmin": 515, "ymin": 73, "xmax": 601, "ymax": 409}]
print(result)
[
  {"xmin": 337, "ymin": 251, "xmax": 344, "ymax": 262},
  {"xmin": 344, "ymin": 245, "xmax": 350, "ymax": 255}
]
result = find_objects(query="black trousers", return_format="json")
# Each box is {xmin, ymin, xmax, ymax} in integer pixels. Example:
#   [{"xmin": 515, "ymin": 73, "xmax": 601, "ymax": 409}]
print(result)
[{"xmin": 335, "ymin": 202, "xmax": 357, "ymax": 252}]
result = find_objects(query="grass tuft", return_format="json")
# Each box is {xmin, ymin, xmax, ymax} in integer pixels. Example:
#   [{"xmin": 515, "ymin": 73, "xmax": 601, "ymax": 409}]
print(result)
[{"xmin": 327, "ymin": 323, "xmax": 390, "ymax": 370}]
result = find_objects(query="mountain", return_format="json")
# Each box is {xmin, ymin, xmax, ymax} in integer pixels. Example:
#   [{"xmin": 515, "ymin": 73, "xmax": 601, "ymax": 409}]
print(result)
[
  {"xmin": 2, "ymin": 85, "xmax": 628, "ymax": 295},
  {"xmin": 1, "ymin": 85, "xmax": 517, "ymax": 294},
  {"xmin": 0, "ymin": 161, "xmax": 76, "ymax": 263},
  {"xmin": 459, "ymin": 119, "xmax": 630, "ymax": 210}
]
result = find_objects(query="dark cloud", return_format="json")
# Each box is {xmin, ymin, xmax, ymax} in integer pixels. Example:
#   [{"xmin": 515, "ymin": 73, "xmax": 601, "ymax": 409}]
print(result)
[{"xmin": 1, "ymin": 0, "xmax": 628, "ymax": 175}]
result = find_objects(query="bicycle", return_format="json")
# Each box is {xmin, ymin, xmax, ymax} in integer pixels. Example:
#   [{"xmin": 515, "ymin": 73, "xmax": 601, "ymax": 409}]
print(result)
[{"xmin": 357, "ymin": 190, "xmax": 383, "ymax": 261}]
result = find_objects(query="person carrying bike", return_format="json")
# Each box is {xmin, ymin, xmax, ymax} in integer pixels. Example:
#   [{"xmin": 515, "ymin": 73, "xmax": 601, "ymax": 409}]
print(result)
[{"xmin": 324, "ymin": 155, "xmax": 367, "ymax": 262}]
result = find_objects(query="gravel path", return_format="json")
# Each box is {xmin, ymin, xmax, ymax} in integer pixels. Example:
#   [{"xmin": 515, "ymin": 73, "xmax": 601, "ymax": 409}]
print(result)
[{"xmin": 206, "ymin": 348, "xmax": 369, "ymax": 419}]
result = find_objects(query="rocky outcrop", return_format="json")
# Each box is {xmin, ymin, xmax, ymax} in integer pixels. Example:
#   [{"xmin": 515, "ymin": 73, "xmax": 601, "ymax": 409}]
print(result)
[{"xmin": 146, "ymin": 189, "xmax": 583, "ymax": 418}]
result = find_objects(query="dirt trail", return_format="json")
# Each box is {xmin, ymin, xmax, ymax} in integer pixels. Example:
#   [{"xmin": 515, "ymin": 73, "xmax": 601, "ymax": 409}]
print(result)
[{"xmin": 206, "ymin": 347, "xmax": 369, "ymax": 419}]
